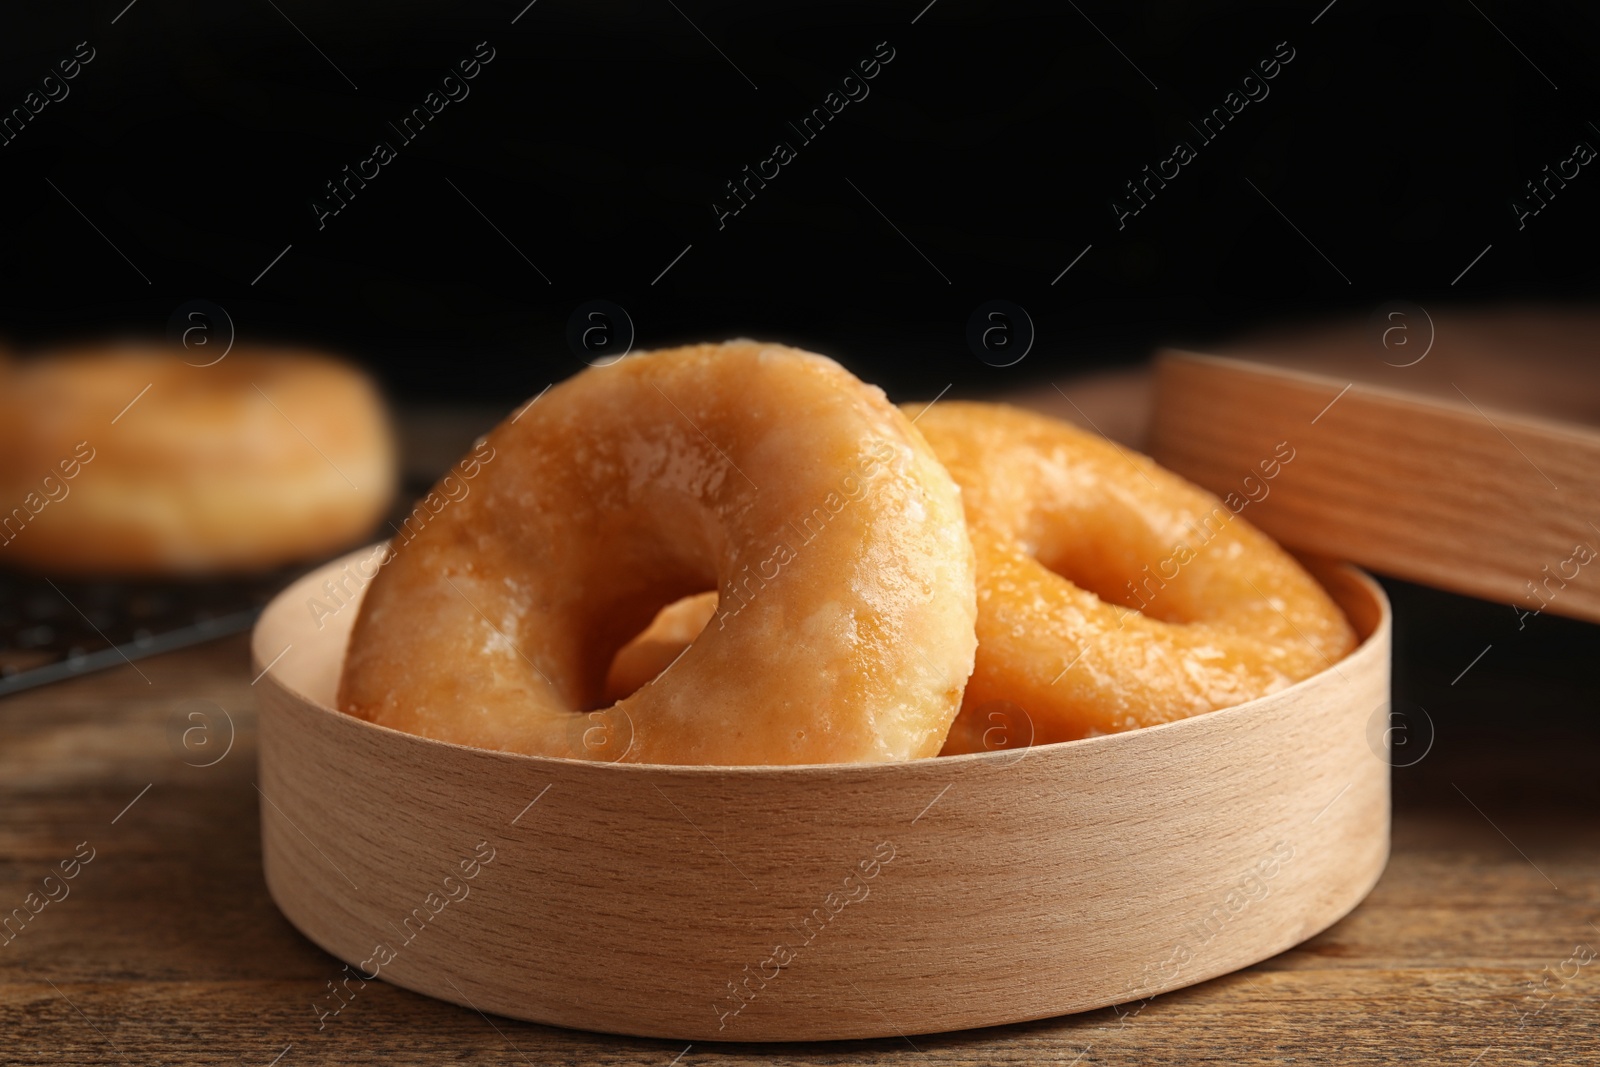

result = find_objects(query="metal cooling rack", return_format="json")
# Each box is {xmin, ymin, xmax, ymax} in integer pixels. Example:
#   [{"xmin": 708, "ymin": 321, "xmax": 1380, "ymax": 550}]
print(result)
[{"xmin": 0, "ymin": 569, "xmax": 298, "ymax": 698}]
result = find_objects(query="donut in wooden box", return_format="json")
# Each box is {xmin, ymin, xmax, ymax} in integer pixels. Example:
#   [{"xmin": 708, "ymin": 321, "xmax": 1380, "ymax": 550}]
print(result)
[{"xmin": 253, "ymin": 545, "xmax": 1391, "ymax": 1042}]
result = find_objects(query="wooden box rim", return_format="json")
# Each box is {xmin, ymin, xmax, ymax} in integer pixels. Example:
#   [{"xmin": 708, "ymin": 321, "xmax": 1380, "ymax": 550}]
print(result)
[{"xmin": 255, "ymin": 543, "xmax": 1387, "ymax": 775}]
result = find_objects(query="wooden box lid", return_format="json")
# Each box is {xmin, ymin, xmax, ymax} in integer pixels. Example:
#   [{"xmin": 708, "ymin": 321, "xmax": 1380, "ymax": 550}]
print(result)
[{"xmin": 1147, "ymin": 308, "xmax": 1600, "ymax": 625}]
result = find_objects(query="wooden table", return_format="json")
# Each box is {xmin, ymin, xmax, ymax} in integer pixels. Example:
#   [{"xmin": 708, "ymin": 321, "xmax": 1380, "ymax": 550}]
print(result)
[{"xmin": 2, "ymin": 576, "xmax": 1597, "ymax": 1067}]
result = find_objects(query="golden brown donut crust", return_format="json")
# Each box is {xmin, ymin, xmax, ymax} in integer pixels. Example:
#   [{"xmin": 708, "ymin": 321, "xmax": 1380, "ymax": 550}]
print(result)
[
  {"xmin": 338, "ymin": 341, "xmax": 978, "ymax": 766},
  {"xmin": 913, "ymin": 402, "xmax": 1356, "ymax": 753}
]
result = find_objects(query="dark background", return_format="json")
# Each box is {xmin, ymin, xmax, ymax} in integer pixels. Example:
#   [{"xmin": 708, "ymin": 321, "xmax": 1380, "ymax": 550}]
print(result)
[{"xmin": 0, "ymin": 0, "xmax": 1596, "ymax": 403}]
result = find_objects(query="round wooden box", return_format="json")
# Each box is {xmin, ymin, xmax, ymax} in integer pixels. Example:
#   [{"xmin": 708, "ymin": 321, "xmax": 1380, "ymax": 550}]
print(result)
[{"xmin": 252, "ymin": 546, "xmax": 1392, "ymax": 1042}]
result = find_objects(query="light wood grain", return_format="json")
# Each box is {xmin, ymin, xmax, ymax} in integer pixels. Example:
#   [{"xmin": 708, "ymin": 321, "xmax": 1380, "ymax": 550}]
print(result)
[
  {"xmin": 247, "ymin": 548, "xmax": 1391, "ymax": 1042},
  {"xmin": 1148, "ymin": 351, "xmax": 1600, "ymax": 625}
]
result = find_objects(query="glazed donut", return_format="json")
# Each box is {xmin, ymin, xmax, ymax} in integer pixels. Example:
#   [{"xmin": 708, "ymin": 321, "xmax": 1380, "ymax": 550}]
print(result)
[
  {"xmin": 0, "ymin": 343, "xmax": 396, "ymax": 576},
  {"xmin": 338, "ymin": 341, "xmax": 978, "ymax": 766},
  {"xmin": 912, "ymin": 402, "xmax": 1356, "ymax": 753}
]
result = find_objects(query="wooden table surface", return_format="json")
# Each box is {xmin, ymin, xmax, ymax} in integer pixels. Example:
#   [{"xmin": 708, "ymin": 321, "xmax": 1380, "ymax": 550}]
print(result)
[
  {"xmin": 3, "ymin": 389, "xmax": 1599, "ymax": 1066},
  {"xmin": 1, "ymin": 583, "xmax": 1596, "ymax": 1067}
]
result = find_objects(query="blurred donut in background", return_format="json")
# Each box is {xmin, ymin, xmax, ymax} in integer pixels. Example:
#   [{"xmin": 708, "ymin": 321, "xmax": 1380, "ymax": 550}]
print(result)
[{"xmin": 0, "ymin": 343, "xmax": 396, "ymax": 576}]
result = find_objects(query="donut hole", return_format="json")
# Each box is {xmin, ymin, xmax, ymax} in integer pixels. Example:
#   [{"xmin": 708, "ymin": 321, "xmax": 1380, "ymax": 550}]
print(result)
[
  {"xmin": 1030, "ymin": 541, "xmax": 1192, "ymax": 624},
  {"xmin": 597, "ymin": 591, "xmax": 719, "ymax": 705}
]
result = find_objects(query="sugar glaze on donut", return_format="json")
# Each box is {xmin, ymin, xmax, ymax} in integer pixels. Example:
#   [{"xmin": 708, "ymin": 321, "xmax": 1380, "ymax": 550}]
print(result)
[
  {"xmin": 338, "ymin": 342, "xmax": 978, "ymax": 766},
  {"xmin": 915, "ymin": 402, "xmax": 1356, "ymax": 754}
]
